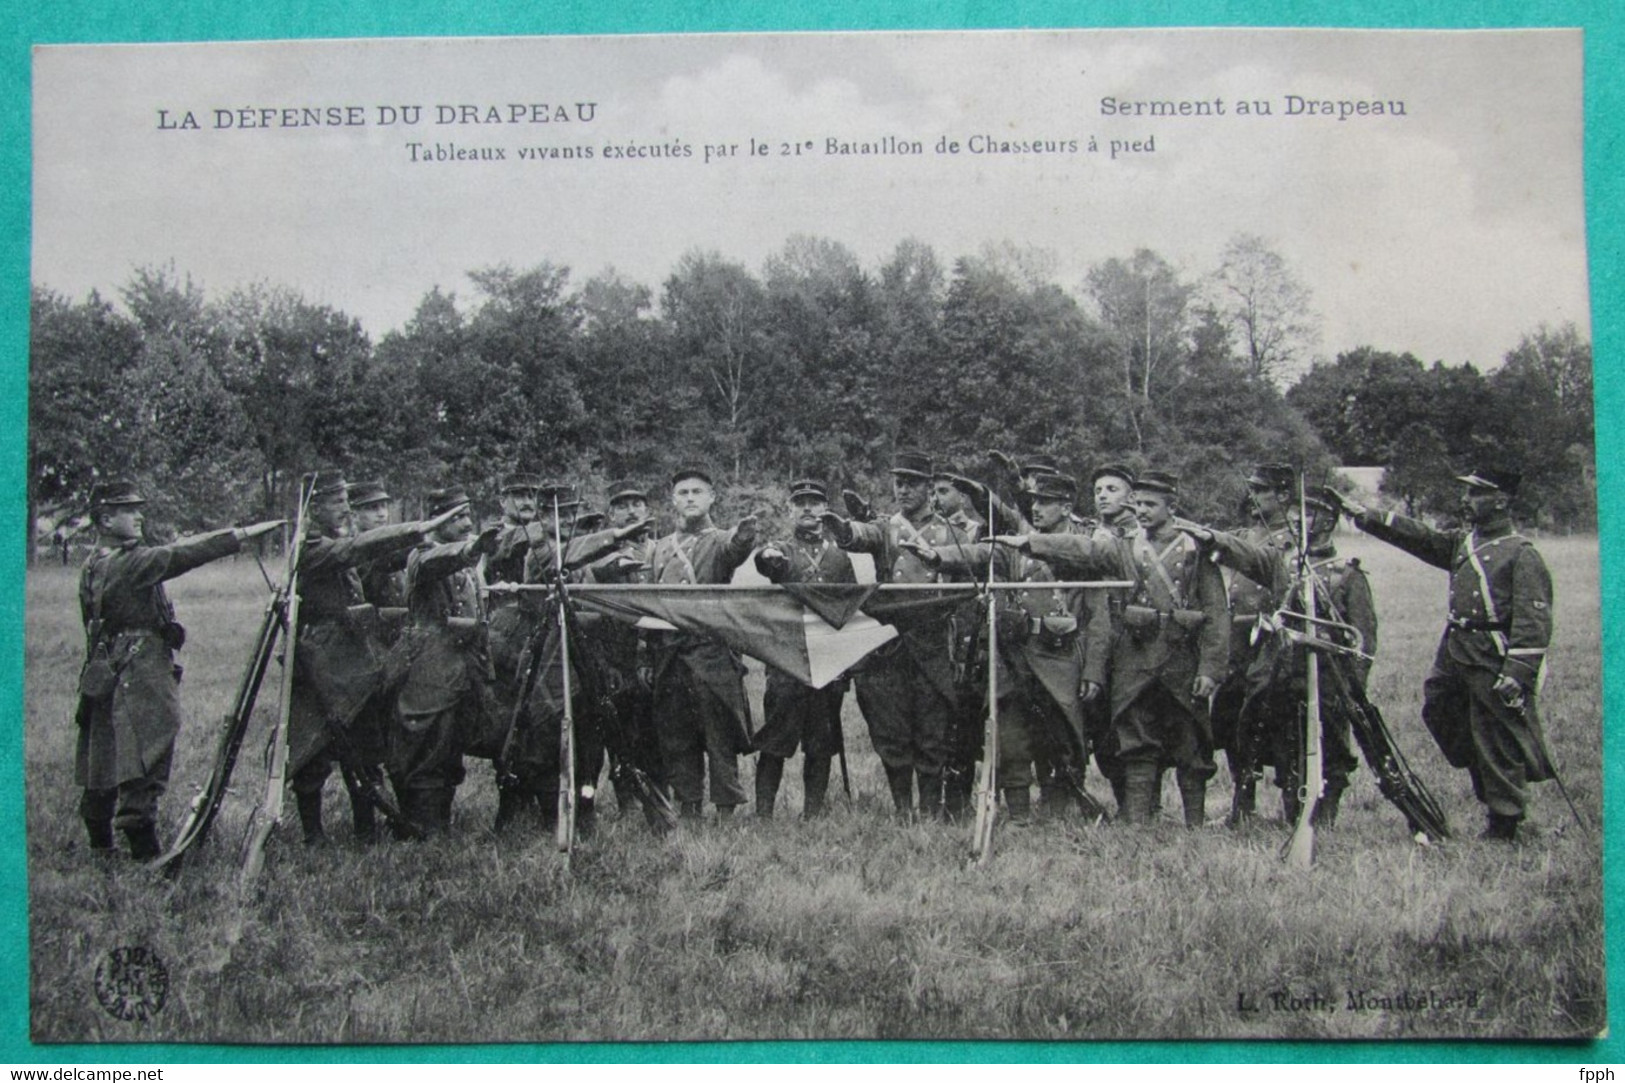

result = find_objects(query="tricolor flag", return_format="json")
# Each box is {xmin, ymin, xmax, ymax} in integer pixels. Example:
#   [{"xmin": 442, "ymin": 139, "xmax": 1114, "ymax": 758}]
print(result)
[{"xmin": 569, "ymin": 584, "xmax": 964, "ymax": 689}]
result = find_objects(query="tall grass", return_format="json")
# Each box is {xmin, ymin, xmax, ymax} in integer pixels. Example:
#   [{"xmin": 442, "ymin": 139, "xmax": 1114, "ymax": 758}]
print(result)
[{"xmin": 24, "ymin": 535, "xmax": 1605, "ymax": 1041}]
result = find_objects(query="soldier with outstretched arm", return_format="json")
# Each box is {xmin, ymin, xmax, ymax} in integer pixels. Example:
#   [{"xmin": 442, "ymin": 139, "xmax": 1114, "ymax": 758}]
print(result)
[
  {"xmin": 821, "ymin": 449, "xmax": 973, "ymax": 820},
  {"xmin": 74, "ymin": 480, "xmax": 282, "ymax": 859},
  {"xmin": 288, "ymin": 471, "xmax": 467, "ymax": 845},
  {"xmin": 752, "ymin": 479, "xmax": 857, "ymax": 820},
  {"xmin": 992, "ymin": 471, "xmax": 1228, "ymax": 826},
  {"xmin": 645, "ymin": 467, "xmax": 758, "ymax": 821},
  {"xmin": 1331, "ymin": 469, "xmax": 1553, "ymax": 842}
]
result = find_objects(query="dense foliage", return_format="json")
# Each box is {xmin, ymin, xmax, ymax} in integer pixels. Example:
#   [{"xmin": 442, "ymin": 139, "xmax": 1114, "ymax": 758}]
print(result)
[{"xmin": 27, "ymin": 237, "xmax": 1594, "ymax": 552}]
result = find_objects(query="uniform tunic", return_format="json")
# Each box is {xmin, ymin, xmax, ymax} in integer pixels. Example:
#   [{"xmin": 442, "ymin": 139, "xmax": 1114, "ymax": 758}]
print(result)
[
  {"xmin": 753, "ymin": 531, "xmax": 857, "ymax": 760},
  {"xmin": 1208, "ymin": 519, "xmax": 1296, "ymax": 760},
  {"xmin": 1027, "ymin": 526, "xmax": 1229, "ymax": 774},
  {"xmin": 1354, "ymin": 509, "xmax": 1553, "ymax": 817},
  {"xmin": 390, "ymin": 536, "xmax": 491, "ymax": 792},
  {"xmin": 842, "ymin": 509, "xmax": 970, "ymax": 776},
  {"xmin": 289, "ymin": 521, "xmax": 424, "ymax": 786},
  {"xmin": 646, "ymin": 521, "xmax": 756, "ymax": 807},
  {"xmin": 75, "ymin": 528, "xmax": 242, "ymax": 828}
]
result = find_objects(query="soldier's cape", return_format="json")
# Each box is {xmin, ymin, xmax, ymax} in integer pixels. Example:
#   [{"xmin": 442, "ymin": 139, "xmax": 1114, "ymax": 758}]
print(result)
[{"xmin": 569, "ymin": 583, "xmax": 965, "ymax": 689}]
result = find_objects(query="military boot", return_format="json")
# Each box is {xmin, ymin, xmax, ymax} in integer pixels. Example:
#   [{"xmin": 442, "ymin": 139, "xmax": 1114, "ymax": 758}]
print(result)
[
  {"xmin": 1004, "ymin": 786, "xmax": 1034, "ymax": 825},
  {"xmin": 434, "ymin": 788, "xmax": 456, "ymax": 833},
  {"xmin": 1121, "ymin": 762, "xmax": 1158, "ymax": 825},
  {"xmin": 1480, "ymin": 812, "xmax": 1521, "ymax": 842},
  {"xmin": 576, "ymin": 788, "xmax": 597, "ymax": 840},
  {"xmin": 1109, "ymin": 776, "xmax": 1128, "ymax": 817},
  {"xmin": 1180, "ymin": 778, "xmax": 1207, "ymax": 829},
  {"xmin": 1150, "ymin": 767, "xmax": 1166, "ymax": 818},
  {"xmin": 755, "ymin": 754, "xmax": 786, "ymax": 820},
  {"xmin": 1227, "ymin": 776, "xmax": 1257, "ymax": 827},
  {"xmin": 680, "ymin": 800, "xmax": 704, "ymax": 822},
  {"xmin": 885, "ymin": 764, "xmax": 915, "ymax": 817},
  {"xmin": 83, "ymin": 819, "xmax": 115, "ymax": 853},
  {"xmin": 943, "ymin": 774, "xmax": 970, "ymax": 822},
  {"xmin": 917, "ymin": 771, "xmax": 945, "ymax": 821},
  {"xmin": 296, "ymin": 790, "xmax": 326, "ymax": 846},
  {"xmin": 1037, "ymin": 783, "xmax": 1067, "ymax": 820},
  {"xmin": 493, "ymin": 787, "xmax": 529, "ymax": 833},
  {"xmin": 1282, "ymin": 789, "xmax": 1302, "ymax": 828},
  {"xmin": 124, "ymin": 824, "xmax": 162, "ymax": 862},
  {"xmin": 802, "ymin": 756, "xmax": 831, "ymax": 819},
  {"xmin": 351, "ymin": 792, "xmax": 377, "ymax": 843}
]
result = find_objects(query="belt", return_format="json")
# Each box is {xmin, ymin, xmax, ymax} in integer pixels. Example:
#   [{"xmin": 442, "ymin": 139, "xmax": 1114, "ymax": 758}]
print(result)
[{"xmin": 1448, "ymin": 616, "xmax": 1509, "ymax": 633}]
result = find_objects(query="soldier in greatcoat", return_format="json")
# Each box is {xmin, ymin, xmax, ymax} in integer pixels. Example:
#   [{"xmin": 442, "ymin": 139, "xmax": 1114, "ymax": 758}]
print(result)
[
  {"xmin": 1334, "ymin": 468, "xmax": 1553, "ymax": 841},
  {"xmin": 1176, "ymin": 484, "xmax": 1375, "ymax": 826},
  {"xmin": 1081, "ymin": 463, "xmax": 1142, "ymax": 811},
  {"xmin": 1207, "ymin": 463, "xmax": 1300, "ymax": 822},
  {"xmin": 821, "ymin": 449, "xmax": 973, "ymax": 819},
  {"xmin": 391, "ymin": 485, "xmax": 501, "ymax": 833},
  {"xmin": 74, "ymin": 480, "xmax": 282, "ymax": 859},
  {"xmin": 510, "ymin": 482, "xmax": 651, "ymax": 835},
  {"xmin": 350, "ymin": 480, "xmax": 408, "ymax": 613},
  {"xmin": 287, "ymin": 471, "xmax": 458, "ymax": 845},
  {"xmin": 995, "ymin": 471, "xmax": 1229, "ymax": 826},
  {"xmin": 909, "ymin": 474, "xmax": 1112, "ymax": 822},
  {"xmin": 751, "ymin": 479, "xmax": 857, "ymax": 820},
  {"xmin": 643, "ymin": 467, "xmax": 757, "ymax": 820}
]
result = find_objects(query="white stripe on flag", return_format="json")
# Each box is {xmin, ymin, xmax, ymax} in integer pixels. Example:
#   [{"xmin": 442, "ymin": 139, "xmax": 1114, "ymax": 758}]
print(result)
[{"xmin": 803, "ymin": 610, "xmax": 896, "ymax": 688}]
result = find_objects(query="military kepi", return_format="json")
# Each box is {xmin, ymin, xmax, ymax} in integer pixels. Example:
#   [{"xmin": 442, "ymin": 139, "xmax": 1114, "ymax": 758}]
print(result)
[
  {"xmin": 425, "ymin": 485, "xmax": 470, "ymax": 516},
  {"xmin": 90, "ymin": 479, "xmax": 145, "ymax": 508},
  {"xmin": 1090, "ymin": 462, "xmax": 1137, "ymax": 488},
  {"xmin": 607, "ymin": 479, "xmax": 648, "ymax": 503},
  {"xmin": 347, "ymin": 479, "xmax": 390, "ymax": 507},
  {"xmin": 890, "ymin": 449, "xmax": 933, "ymax": 479},
  {"xmin": 1136, "ymin": 470, "xmax": 1179, "ymax": 495},
  {"xmin": 1246, "ymin": 462, "xmax": 1296, "ymax": 491},
  {"xmin": 789, "ymin": 478, "xmax": 828, "ymax": 501},
  {"xmin": 671, "ymin": 466, "xmax": 714, "ymax": 488},
  {"xmin": 306, "ymin": 470, "xmax": 348, "ymax": 498},
  {"xmin": 1455, "ymin": 467, "xmax": 1521, "ymax": 495},
  {"xmin": 502, "ymin": 473, "xmax": 544, "ymax": 493},
  {"xmin": 1030, "ymin": 474, "xmax": 1077, "ymax": 502}
]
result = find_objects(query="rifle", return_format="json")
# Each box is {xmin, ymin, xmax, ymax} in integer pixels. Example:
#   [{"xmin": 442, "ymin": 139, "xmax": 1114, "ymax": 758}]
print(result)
[
  {"xmin": 971, "ymin": 491, "xmax": 1000, "ymax": 864},
  {"xmin": 1283, "ymin": 472, "xmax": 1322, "ymax": 869},
  {"xmin": 239, "ymin": 475, "xmax": 314, "ymax": 891},
  {"xmin": 557, "ymin": 590, "xmax": 678, "ymax": 835},
  {"xmin": 551, "ymin": 493, "xmax": 578, "ymax": 863},
  {"xmin": 152, "ymin": 569, "xmax": 285, "ymax": 877}
]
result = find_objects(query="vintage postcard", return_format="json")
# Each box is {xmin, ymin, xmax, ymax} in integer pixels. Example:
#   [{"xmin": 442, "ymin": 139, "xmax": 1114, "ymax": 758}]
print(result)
[{"xmin": 25, "ymin": 29, "xmax": 1599, "ymax": 1043}]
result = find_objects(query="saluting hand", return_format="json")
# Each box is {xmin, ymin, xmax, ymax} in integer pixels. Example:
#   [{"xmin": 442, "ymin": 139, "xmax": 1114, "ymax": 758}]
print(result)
[
  {"xmin": 613, "ymin": 515, "xmax": 654, "ymax": 541},
  {"xmin": 471, "ymin": 525, "xmax": 503, "ymax": 557},
  {"xmin": 1171, "ymin": 518, "xmax": 1214, "ymax": 545},
  {"xmin": 898, "ymin": 537, "xmax": 941, "ymax": 566},
  {"xmin": 948, "ymin": 473, "xmax": 988, "ymax": 504},
  {"xmin": 1330, "ymin": 490, "xmax": 1367, "ymax": 519},
  {"xmin": 734, "ymin": 514, "xmax": 758, "ymax": 546},
  {"xmin": 989, "ymin": 534, "xmax": 1031, "ymax": 551},
  {"xmin": 421, "ymin": 502, "xmax": 470, "ymax": 535},
  {"xmin": 820, "ymin": 511, "xmax": 854, "ymax": 545},
  {"xmin": 987, "ymin": 449, "xmax": 1021, "ymax": 480},
  {"xmin": 235, "ymin": 519, "xmax": 286, "ymax": 542}
]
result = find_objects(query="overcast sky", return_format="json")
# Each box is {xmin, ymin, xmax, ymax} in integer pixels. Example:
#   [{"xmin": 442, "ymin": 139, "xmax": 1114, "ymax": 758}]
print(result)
[{"xmin": 31, "ymin": 29, "xmax": 1589, "ymax": 370}]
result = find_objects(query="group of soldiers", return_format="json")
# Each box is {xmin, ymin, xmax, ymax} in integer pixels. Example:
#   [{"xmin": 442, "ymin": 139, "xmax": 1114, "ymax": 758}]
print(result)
[{"xmin": 69, "ymin": 446, "xmax": 1557, "ymax": 863}]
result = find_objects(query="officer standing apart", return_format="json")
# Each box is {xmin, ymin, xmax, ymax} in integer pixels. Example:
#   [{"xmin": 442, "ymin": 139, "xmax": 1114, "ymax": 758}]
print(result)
[
  {"xmin": 74, "ymin": 481, "xmax": 282, "ymax": 859},
  {"xmin": 1333, "ymin": 469, "xmax": 1552, "ymax": 842},
  {"xmin": 647, "ymin": 467, "xmax": 758, "ymax": 821},
  {"xmin": 392, "ymin": 486, "xmax": 501, "ymax": 834},
  {"xmin": 752, "ymin": 479, "xmax": 857, "ymax": 820}
]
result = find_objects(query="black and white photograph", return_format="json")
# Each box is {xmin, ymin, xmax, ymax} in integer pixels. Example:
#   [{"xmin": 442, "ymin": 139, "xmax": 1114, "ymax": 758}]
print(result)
[{"xmin": 23, "ymin": 29, "xmax": 1602, "ymax": 1043}]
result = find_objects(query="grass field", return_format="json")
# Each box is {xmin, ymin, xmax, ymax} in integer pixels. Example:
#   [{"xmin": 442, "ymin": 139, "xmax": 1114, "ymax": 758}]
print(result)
[{"xmin": 23, "ymin": 533, "xmax": 1606, "ymax": 1043}]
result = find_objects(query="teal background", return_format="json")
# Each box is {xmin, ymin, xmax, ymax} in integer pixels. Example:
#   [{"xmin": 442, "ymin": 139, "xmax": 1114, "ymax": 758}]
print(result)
[{"xmin": 2, "ymin": 0, "xmax": 1619, "ymax": 1065}]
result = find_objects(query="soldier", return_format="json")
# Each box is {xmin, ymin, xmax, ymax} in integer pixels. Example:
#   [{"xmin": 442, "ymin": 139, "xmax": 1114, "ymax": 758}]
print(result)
[
  {"xmin": 646, "ymin": 468, "xmax": 758, "ymax": 820},
  {"xmin": 74, "ymin": 480, "xmax": 281, "ymax": 859},
  {"xmin": 512, "ymin": 482, "xmax": 649, "ymax": 835},
  {"xmin": 391, "ymin": 485, "xmax": 502, "ymax": 834},
  {"xmin": 1175, "ymin": 484, "xmax": 1373, "ymax": 826},
  {"xmin": 482, "ymin": 473, "xmax": 548, "ymax": 831},
  {"xmin": 1083, "ymin": 463, "xmax": 1141, "ymax": 810},
  {"xmin": 288, "ymin": 471, "xmax": 461, "ymax": 845},
  {"xmin": 821, "ymin": 449, "xmax": 972, "ymax": 819},
  {"xmin": 908, "ymin": 473, "xmax": 1112, "ymax": 822},
  {"xmin": 1333, "ymin": 469, "xmax": 1552, "ymax": 842},
  {"xmin": 995, "ymin": 471, "xmax": 1229, "ymax": 826},
  {"xmin": 349, "ymin": 480, "xmax": 408, "ymax": 612},
  {"xmin": 752, "ymin": 479, "xmax": 857, "ymax": 820},
  {"xmin": 932, "ymin": 464, "xmax": 986, "ymax": 541},
  {"xmin": 1208, "ymin": 463, "xmax": 1299, "ymax": 823},
  {"xmin": 581, "ymin": 479, "xmax": 661, "ymax": 814}
]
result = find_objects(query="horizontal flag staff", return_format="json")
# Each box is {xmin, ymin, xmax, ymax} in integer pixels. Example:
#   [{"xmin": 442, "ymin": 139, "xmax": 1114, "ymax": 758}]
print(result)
[{"xmin": 487, "ymin": 581, "xmax": 1135, "ymax": 592}]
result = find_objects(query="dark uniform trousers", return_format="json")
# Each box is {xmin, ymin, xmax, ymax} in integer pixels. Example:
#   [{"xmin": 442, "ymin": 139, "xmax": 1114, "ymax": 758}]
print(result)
[
  {"xmin": 843, "ymin": 510, "xmax": 968, "ymax": 814},
  {"xmin": 1356, "ymin": 510, "xmax": 1553, "ymax": 823},
  {"xmin": 752, "ymin": 532, "xmax": 856, "ymax": 817},
  {"xmin": 647, "ymin": 523, "xmax": 755, "ymax": 813},
  {"xmin": 75, "ymin": 528, "xmax": 243, "ymax": 851}
]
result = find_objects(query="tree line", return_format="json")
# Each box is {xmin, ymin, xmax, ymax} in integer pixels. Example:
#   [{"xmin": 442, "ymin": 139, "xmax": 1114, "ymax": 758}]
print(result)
[{"xmin": 27, "ymin": 233, "xmax": 1595, "ymax": 559}]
